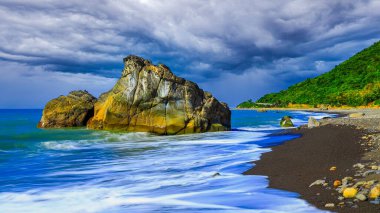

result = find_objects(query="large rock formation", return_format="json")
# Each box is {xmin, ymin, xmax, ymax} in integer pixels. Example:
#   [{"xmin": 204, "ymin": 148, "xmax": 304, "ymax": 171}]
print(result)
[
  {"xmin": 39, "ymin": 55, "xmax": 231, "ymax": 135},
  {"xmin": 38, "ymin": 90, "xmax": 97, "ymax": 128},
  {"xmin": 87, "ymin": 55, "xmax": 231, "ymax": 134}
]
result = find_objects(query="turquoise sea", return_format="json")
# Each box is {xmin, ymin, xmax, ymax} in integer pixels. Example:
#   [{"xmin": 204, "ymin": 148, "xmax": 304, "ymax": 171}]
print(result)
[{"xmin": 0, "ymin": 109, "xmax": 334, "ymax": 213}]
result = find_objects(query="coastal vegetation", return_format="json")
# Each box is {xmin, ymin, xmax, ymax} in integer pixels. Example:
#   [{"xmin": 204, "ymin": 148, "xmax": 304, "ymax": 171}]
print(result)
[
  {"xmin": 236, "ymin": 99, "xmax": 259, "ymax": 108},
  {"xmin": 238, "ymin": 41, "xmax": 380, "ymax": 108}
]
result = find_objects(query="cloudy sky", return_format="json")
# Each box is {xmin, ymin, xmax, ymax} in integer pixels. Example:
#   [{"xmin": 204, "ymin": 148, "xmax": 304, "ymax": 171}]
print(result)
[{"xmin": 1, "ymin": 0, "xmax": 380, "ymax": 108}]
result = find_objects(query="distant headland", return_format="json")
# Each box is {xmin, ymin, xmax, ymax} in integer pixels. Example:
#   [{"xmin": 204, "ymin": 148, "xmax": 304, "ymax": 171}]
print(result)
[{"xmin": 238, "ymin": 41, "xmax": 380, "ymax": 110}]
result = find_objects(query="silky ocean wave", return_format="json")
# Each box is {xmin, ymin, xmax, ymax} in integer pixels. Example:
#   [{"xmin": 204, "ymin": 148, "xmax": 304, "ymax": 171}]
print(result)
[
  {"xmin": 237, "ymin": 126, "xmax": 283, "ymax": 131},
  {"xmin": 289, "ymin": 118, "xmax": 307, "ymax": 126},
  {"xmin": 175, "ymin": 136, "xmax": 268, "ymax": 145},
  {"xmin": 41, "ymin": 141, "xmax": 82, "ymax": 150},
  {"xmin": 0, "ymin": 109, "xmax": 332, "ymax": 213},
  {"xmin": 103, "ymin": 132, "xmax": 154, "ymax": 142},
  {"xmin": 0, "ymin": 178, "xmax": 321, "ymax": 213},
  {"xmin": 102, "ymin": 131, "xmax": 270, "ymax": 146},
  {"xmin": 312, "ymin": 114, "xmax": 335, "ymax": 119},
  {"xmin": 292, "ymin": 111, "xmax": 336, "ymax": 119}
]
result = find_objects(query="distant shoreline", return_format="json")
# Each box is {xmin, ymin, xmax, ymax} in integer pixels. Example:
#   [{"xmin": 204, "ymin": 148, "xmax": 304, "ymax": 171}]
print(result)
[
  {"xmin": 233, "ymin": 106, "xmax": 380, "ymax": 111},
  {"xmin": 244, "ymin": 108, "xmax": 380, "ymax": 212}
]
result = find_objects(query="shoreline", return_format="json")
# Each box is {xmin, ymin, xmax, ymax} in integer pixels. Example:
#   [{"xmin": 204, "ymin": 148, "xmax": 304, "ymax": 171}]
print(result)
[
  {"xmin": 244, "ymin": 109, "xmax": 380, "ymax": 212},
  {"xmin": 233, "ymin": 107, "xmax": 379, "ymax": 113}
]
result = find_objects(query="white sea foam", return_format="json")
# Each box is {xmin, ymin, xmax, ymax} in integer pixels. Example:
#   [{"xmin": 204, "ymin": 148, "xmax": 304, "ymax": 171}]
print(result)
[
  {"xmin": 290, "ymin": 118, "xmax": 307, "ymax": 126},
  {"xmin": 103, "ymin": 132, "xmax": 153, "ymax": 142},
  {"xmin": 237, "ymin": 126, "xmax": 283, "ymax": 131},
  {"xmin": 0, "ymin": 187, "xmax": 241, "ymax": 213},
  {"xmin": 41, "ymin": 141, "xmax": 81, "ymax": 150},
  {"xmin": 291, "ymin": 111, "xmax": 336, "ymax": 120},
  {"xmin": 0, "ymin": 182, "xmax": 323, "ymax": 213},
  {"xmin": 1, "ymin": 110, "xmax": 332, "ymax": 213},
  {"xmin": 176, "ymin": 137, "xmax": 266, "ymax": 145},
  {"xmin": 312, "ymin": 114, "xmax": 335, "ymax": 120},
  {"xmin": 45, "ymin": 164, "xmax": 131, "ymax": 176}
]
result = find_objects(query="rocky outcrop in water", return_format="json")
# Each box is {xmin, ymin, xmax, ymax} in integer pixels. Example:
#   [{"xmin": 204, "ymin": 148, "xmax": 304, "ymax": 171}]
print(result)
[
  {"xmin": 280, "ymin": 116, "xmax": 294, "ymax": 127},
  {"xmin": 39, "ymin": 55, "xmax": 231, "ymax": 135},
  {"xmin": 87, "ymin": 55, "xmax": 231, "ymax": 134},
  {"xmin": 38, "ymin": 90, "xmax": 97, "ymax": 128}
]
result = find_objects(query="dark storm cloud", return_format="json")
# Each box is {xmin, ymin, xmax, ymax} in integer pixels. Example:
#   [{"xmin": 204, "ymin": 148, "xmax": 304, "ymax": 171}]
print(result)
[{"xmin": 0, "ymin": 0, "xmax": 380, "ymax": 107}]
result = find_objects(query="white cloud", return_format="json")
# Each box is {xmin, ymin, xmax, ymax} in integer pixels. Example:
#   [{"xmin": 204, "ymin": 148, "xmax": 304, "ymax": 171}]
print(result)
[
  {"xmin": 0, "ymin": 0, "xmax": 379, "ymax": 107},
  {"xmin": 1, "ymin": 0, "xmax": 378, "ymax": 65}
]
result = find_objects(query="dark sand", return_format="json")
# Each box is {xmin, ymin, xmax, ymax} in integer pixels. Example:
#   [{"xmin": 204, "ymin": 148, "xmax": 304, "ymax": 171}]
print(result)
[{"xmin": 244, "ymin": 125, "xmax": 380, "ymax": 212}]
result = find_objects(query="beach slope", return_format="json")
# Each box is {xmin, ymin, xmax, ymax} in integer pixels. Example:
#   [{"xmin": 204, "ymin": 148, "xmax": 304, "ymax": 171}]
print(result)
[{"xmin": 245, "ymin": 109, "xmax": 380, "ymax": 212}]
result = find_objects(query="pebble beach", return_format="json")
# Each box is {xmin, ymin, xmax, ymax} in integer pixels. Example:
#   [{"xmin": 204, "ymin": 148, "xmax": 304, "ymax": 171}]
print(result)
[{"xmin": 245, "ymin": 109, "xmax": 380, "ymax": 212}]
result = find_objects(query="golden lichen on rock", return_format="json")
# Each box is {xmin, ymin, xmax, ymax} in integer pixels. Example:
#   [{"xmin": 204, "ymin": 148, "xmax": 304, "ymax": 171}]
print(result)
[
  {"xmin": 39, "ymin": 55, "xmax": 231, "ymax": 135},
  {"xmin": 87, "ymin": 55, "xmax": 231, "ymax": 134}
]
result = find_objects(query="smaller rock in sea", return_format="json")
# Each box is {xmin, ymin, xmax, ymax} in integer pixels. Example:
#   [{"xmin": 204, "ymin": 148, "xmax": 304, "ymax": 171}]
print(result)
[
  {"xmin": 38, "ymin": 90, "xmax": 97, "ymax": 128},
  {"xmin": 329, "ymin": 166, "xmax": 337, "ymax": 171},
  {"xmin": 356, "ymin": 194, "xmax": 367, "ymax": 201},
  {"xmin": 371, "ymin": 165, "xmax": 379, "ymax": 170},
  {"xmin": 324, "ymin": 203, "xmax": 335, "ymax": 208},
  {"xmin": 212, "ymin": 172, "xmax": 221, "ymax": 177},
  {"xmin": 308, "ymin": 116, "xmax": 320, "ymax": 128},
  {"xmin": 280, "ymin": 116, "xmax": 294, "ymax": 127},
  {"xmin": 343, "ymin": 188, "xmax": 358, "ymax": 198},
  {"xmin": 309, "ymin": 179, "xmax": 325, "ymax": 187}
]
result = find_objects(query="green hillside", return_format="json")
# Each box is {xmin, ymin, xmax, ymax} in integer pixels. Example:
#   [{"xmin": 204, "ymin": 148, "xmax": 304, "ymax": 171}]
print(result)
[{"xmin": 238, "ymin": 40, "xmax": 380, "ymax": 108}]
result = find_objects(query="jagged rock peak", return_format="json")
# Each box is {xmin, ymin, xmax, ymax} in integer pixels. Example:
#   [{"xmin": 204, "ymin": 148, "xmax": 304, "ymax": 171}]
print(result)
[{"xmin": 88, "ymin": 55, "xmax": 231, "ymax": 134}]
